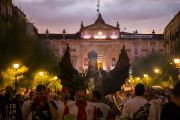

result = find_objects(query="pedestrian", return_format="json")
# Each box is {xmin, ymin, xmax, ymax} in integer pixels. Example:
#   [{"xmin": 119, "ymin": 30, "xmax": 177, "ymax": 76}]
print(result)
[
  {"xmin": 156, "ymin": 90, "xmax": 168, "ymax": 108},
  {"xmin": 111, "ymin": 91, "xmax": 121, "ymax": 120},
  {"xmin": 22, "ymin": 84, "xmax": 58, "ymax": 120},
  {"xmin": 62, "ymin": 86, "xmax": 98, "ymax": 120},
  {"xmin": 91, "ymin": 90, "xmax": 113, "ymax": 120},
  {"xmin": 22, "ymin": 91, "xmax": 34, "ymax": 120},
  {"xmin": 120, "ymin": 91, "xmax": 124, "ymax": 100},
  {"xmin": 145, "ymin": 89, "xmax": 160, "ymax": 120},
  {"xmin": 56, "ymin": 88, "xmax": 73, "ymax": 120},
  {"xmin": 121, "ymin": 90, "xmax": 131, "ymax": 105},
  {"xmin": 121, "ymin": 83, "xmax": 150, "ymax": 120},
  {"xmin": 0, "ymin": 86, "xmax": 22, "ymax": 120},
  {"xmin": 161, "ymin": 82, "xmax": 180, "ymax": 120},
  {"xmin": 15, "ymin": 94, "xmax": 24, "ymax": 110}
]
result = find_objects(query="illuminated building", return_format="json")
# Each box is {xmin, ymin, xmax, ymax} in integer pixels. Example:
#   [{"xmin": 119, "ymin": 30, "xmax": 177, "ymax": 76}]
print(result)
[{"xmin": 39, "ymin": 14, "xmax": 164, "ymax": 72}]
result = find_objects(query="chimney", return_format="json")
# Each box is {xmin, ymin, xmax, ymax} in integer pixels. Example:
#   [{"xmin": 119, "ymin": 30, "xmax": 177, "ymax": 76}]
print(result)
[
  {"xmin": 62, "ymin": 29, "xmax": 66, "ymax": 39},
  {"xmin": 46, "ymin": 29, "xmax": 49, "ymax": 38}
]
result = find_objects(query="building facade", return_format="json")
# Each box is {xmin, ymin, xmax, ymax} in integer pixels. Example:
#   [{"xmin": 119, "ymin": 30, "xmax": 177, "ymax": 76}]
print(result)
[
  {"xmin": 39, "ymin": 14, "xmax": 164, "ymax": 73},
  {"xmin": 164, "ymin": 10, "xmax": 180, "ymax": 54}
]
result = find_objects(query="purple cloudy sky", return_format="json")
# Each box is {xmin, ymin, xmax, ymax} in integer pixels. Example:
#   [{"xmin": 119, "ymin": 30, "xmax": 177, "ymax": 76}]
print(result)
[{"xmin": 15, "ymin": 0, "xmax": 180, "ymax": 34}]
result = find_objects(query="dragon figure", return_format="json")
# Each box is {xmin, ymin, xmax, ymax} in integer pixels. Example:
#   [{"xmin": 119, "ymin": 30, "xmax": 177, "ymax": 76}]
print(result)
[{"xmin": 58, "ymin": 44, "xmax": 130, "ymax": 99}]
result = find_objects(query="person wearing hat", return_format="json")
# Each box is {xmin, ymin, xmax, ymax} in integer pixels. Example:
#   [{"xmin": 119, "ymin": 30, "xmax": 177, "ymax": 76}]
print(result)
[
  {"xmin": 0, "ymin": 86, "xmax": 22, "ymax": 120},
  {"xmin": 56, "ymin": 88, "xmax": 73, "ymax": 120},
  {"xmin": 62, "ymin": 86, "xmax": 98, "ymax": 120},
  {"xmin": 145, "ymin": 89, "xmax": 161, "ymax": 120}
]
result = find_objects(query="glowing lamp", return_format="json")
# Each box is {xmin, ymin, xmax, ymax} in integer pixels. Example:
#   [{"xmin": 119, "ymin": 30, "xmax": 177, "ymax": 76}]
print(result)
[
  {"xmin": 129, "ymin": 80, "xmax": 131, "ymax": 82},
  {"xmin": 13, "ymin": 64, "xmax": 19, "ymax": 69},
  {"xmin": 98, "ymin": 31, "xmax": 103, "ymax": 36},
  {"xmin": 155, "ymin": 69, "xmax": 159, "ymax": 73},
  {"xmin": 137, "ymin": 77, "xmax": 140, "ymax": 80},
  {"xmin": 111, "ymin": 36, "xmax": 117, "ymax": 39},
  {"xmin": 54, "ymin": 76, "xmax": 58, "ymax": 79},
  {"xmin": 84, "ymin": 36, "xmax": 90, "ymax": 39},
  {"xmin": 39, "ymin": 72, "xmax": 43, "ymax": 76},
  {"xmin": 144, "ymin": 74, "xmax": 147, "ymax": 77},
  {"xmin": 174, "ymin": 59, "xmax": 179, "ymax": 64}
]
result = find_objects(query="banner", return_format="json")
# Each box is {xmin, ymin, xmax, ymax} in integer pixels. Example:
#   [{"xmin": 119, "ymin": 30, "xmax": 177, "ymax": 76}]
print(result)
[
  {"xmin": 148, "ymin": 41, "xmax": 159, "ymax": 53},
  {"xmin": 59, "ymin": 41, "xmax": 69, "ymax": 58},
  {"xmin": 131, "ymin": 41, "xmax": 141, "ymax": 62}
]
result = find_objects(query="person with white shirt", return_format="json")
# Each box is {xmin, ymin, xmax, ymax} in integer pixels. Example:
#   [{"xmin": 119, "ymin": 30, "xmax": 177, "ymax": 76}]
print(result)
[
  {"xmin": 22, "ymin": 91, "xmax": 34, "ymax": 120},
  {"xmin": 121, "ymin": 83, "xmax": 150, "ymax": 120},
  {"xmin": 91, "ymin": 90, "xmax": 113, "ymax": 120},
  {"xmin": 145, "ymin": 89, "xmax": 161, "ymax": 120},
  {"xmin": 55, "ymin": 88, "xmax": 72, "ymax": 120}
]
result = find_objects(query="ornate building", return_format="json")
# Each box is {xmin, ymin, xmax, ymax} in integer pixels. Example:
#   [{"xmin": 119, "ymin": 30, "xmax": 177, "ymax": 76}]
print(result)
[
  {"xmin": 164, "ymin": 10, "xmax": 180, "ymax": 54},
  {"xmin": 39, "ymin": 14, "xmax": 164, "ymax": 73}
]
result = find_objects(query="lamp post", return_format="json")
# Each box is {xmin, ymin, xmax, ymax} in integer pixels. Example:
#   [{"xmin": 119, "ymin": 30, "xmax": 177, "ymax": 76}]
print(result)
[
  {"xmin": 13, "ymin": 64, "xmax": 19, "ymax": 91},
  {"xmin": 144, "ymin": 74, "xmax": 147, "ymax": 88},
  {"xmin": 39, "ymin": 72, "xmax": 43, "ymax": 84},
  {"xmin": 54, "ymin": 76, "xmax": 58, "ymax": 92},
  {"xmin": 174, "ymin": 59, "xmax": 179, "ymax": 82},
  {"xmin": 155, "ymin": 69, "xmax": 159, "ymax": 73}
]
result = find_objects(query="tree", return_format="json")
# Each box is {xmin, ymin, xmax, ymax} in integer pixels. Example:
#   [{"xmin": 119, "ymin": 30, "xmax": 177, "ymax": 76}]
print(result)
[
  {"xmin": 0, "ymin": 21, "xmax": 59, "ymax": 90},
  {"xmin": 132, "ymin": 53, "xmax": 178, "ymax": 86}
]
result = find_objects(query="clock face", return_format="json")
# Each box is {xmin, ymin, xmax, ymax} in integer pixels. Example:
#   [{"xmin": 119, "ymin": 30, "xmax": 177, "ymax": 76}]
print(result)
[{"xmin": 98, "ymin": 31, "xmax": 103, "ymax": 36}]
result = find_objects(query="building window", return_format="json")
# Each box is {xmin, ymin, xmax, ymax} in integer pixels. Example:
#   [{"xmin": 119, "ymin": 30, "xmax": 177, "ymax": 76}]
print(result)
[{"xmin": 72, "ymin": 60, "xmax": 76, "ymax": 68}]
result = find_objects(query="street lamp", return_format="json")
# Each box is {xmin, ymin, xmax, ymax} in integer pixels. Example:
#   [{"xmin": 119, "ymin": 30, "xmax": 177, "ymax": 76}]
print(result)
[
  {"xmin": 137, "ymin": 77, "xmax": 140, "ymax": 80},
  {"xmin": 13, "ymin": 64, "xmax": 19, "ymax": 91},
  {"xmin": 155, "ymin": 69, "xmax": 159, "ymax": 73},
  {"xmin": 54, "ymin": 76, "xmax": 58, "ymax": 92},
  {"xmin": 174, "ymin": 59, "xmax": 179, "ymax": 82},
  {"xmin": 144, "ymin": 74, "xmax": 147, "ymax": 88},
  {"xmin": 174, "ymin": 59, "xmax": 180, "ymax": 64},
  {"xmin": 39, "ymin": 72, "xmax": 43, "ymax": 84}
]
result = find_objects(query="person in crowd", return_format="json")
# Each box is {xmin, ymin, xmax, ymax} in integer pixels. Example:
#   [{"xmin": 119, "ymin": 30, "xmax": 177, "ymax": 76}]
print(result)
[
  {"xmin": 0, "ymin": 86, "xmax": 22, "ymax": 120},
  {"xmin": 22, "ymin": 84, "xmax": 58, "ymax": 120},
  {"xmin": 145, "ymin": 89, "xmax": 160, "ymax": 120},
  {"xmin": 111, "ymin": 91, "xmax": 121, "ymax": 120},
  {"xmin": 52, "ymin": 93, "xmax": 58, "ymax": 101},
  {"xmin": 0, "ymin": 90, "xmax": 5, "ymax": 104},
  {"xmin": 91, "ymin": 90, "xmax": 113, "ymax": 120},
  {"xmin": 121, "ymin": 83, "xmax": 150, "ymax": 120},
  {"xmin": 62, "ymin": 86, "xmax": 98, "ymax": 120},
  {"xmin": 161, "ymin": 82, "xmax": 180, "ymax": 120},
  {"xmin": 121, "ymin": 90, "xmax": 131, "ymax": 105},
  {"xmin": 22, "ymin": 91, "xmax": 34, "ymax": 120},
  {"xmin": 56, "ymin": 88, "xmax": 73, "ymax": 120},
  {"xmin": 24, "ymin": 93, "xmax": 30, "ymax": 101},
  {"xmin": 15, "ymin": 94, "xmax": 24, "ymax": 110},
  {"xmin": 105, "ymin": 94, "xmax": 112, "ymax": 102},
  {"xmin": 156, "ymin": 90, "xmax": 168, "ymax": 108}
]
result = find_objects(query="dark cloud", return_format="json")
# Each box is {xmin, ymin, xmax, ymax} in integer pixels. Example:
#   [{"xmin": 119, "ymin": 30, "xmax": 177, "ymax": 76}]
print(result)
[{"xmin": 15, "ymin": 0, "xmax": 180, "ymax": 34}]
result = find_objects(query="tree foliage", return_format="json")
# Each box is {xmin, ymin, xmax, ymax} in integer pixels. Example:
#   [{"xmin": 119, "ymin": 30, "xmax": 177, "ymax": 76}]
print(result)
[
  {"xmin": 132, "ymin": 53, "xmax": 179, "ymax": 86},
  {"xmin": 0, "ymin": 22, "xmax": 60, "ymax": 90}
]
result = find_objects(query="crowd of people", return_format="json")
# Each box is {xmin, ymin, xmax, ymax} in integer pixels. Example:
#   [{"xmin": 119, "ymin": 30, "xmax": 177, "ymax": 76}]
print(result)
[{"xmin": 0, "ymin": 82, "xmax": 180, "ymax": 120}]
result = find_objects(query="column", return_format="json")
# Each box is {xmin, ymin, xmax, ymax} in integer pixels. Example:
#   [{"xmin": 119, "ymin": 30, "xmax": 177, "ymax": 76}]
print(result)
[
  {"xmin": 108, "ymin": 44, "xmax": 111, "ymax": 71},
  {"xmin": 117, "ymin": 43, "xmax": 120, "ymax": 59},
  {"xmin": 89, "ymin": 43, "xmax": 93, "ymax": 51},
  {"xmin": 80, "ymin": 45, "xmax": 84, "ymax": 72}
]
